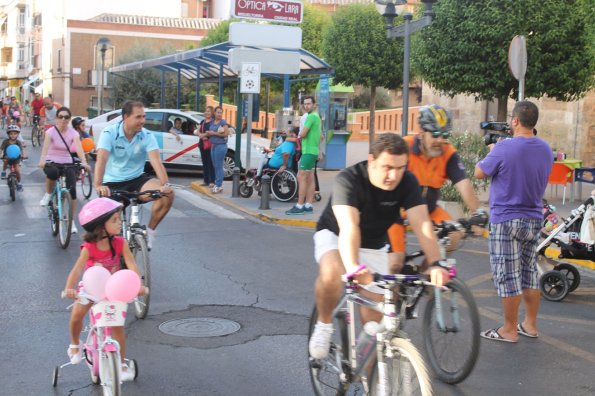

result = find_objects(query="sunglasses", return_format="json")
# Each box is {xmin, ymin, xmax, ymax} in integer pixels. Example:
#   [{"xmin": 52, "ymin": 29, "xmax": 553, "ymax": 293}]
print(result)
[
  {"xmin": 57, "ymin": 115, "xmax": 71, "ymax": 120},
  {"xmin": 430, "ymin": 131, "xmax": 451, "ymax": 139}
]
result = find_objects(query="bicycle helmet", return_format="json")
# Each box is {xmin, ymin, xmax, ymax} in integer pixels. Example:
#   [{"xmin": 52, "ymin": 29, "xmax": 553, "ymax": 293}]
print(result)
[
  {"xmin": 72, "ymin": 116, "xmax": 84, "ymax": 130},
  {"xmin": 78, "ymin": 197, "xmax": 123, "ymax": 232},
  {"xmin": 7, "ymin": 124, "xmax": 20, "ymax": 135},
  {"xmin": 418, "ymin": 104, "xmax": 452, "ymax": 133}
]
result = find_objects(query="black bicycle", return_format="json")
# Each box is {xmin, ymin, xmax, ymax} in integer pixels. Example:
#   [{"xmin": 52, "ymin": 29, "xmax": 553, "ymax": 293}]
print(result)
[
  {"xmin": 31, "ymin": 115, "xmax": 42, "ymax": 147},
  {"xmin": 5, "ymin": 157, "xmax": 24, "ymax": 201}
]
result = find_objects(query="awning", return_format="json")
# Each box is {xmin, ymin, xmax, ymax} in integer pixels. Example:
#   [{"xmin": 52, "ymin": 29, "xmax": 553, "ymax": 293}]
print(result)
[
  {"xmin": 109, "ymin": 41, "xmax": 333, "ymax": 83},
  {"xmin": 34, "ymin": 81, "xmax": 44, "ymax": 94},
  {"xmin": 21, "ymin": 75, "xmax": 43, "ymax": 90}
]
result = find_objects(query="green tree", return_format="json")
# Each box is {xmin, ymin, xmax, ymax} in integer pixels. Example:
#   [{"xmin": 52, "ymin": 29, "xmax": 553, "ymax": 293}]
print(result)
[
  {"xmin": 284, "ymin": 4, "xmax": 332, "ymax": 103},
  {"xmin": 109, "ymin": 42, "xmax": 197, "ymax": 110},
  {"xmin": 413, "ymin": 0, "xmax": 595, "ymax": 120},
  {"xmin": 322, "ymin": 4, "xmax": 404, "ymax": 143},
  {"xmin": 301, "ymin": 3, "xmax": 331, "ymax": 58},
  {"xmin": 199, "ymin": 19, "xmax": 238, "ymax": 48},
  {"xmin": 109, "ymin": 44, "xmax": 162, "ymax": 108}
]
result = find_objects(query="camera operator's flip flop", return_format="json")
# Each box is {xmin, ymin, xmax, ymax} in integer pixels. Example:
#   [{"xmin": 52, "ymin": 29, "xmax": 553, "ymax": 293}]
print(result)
[
  {"xmin": 480, "ymin": 327, "xmax": 517, "ymax": 343},
  {"xmin": 517, "ymin": 323, "xmax": 538, "ymax": 338}
]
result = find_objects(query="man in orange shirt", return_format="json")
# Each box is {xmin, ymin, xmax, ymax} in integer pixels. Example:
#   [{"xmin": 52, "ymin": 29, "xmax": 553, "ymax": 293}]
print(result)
[
  {"xmin": 388, "ymin": 104, "xmax": 484, "ymax": 257},
  {"xmin": 40, "ymin": 96, "xmax": 62, "ymax": 131}
]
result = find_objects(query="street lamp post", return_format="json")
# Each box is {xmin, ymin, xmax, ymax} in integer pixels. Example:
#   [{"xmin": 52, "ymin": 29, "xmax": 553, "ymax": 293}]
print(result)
[
  {"xmin": 375, "ymin": 0, "xmax": 436, "ymax": 136},
  {"xmin": 96, "ymin": 37, "xmax": 110, "ymax": 115}
]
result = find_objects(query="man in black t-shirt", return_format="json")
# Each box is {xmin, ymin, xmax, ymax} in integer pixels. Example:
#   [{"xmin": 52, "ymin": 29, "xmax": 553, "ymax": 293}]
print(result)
[{"xmin": 309, "ymin": 133, "xmax": 449, "ymax": 360}]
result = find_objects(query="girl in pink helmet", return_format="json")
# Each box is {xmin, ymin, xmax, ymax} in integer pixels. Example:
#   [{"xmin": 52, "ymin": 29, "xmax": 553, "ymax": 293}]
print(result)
[{"xmin": 62, "ymin": 197, "xmax": 148, "ymax": 382}]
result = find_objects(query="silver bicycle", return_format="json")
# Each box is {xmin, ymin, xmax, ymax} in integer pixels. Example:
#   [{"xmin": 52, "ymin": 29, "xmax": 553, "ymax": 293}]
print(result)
[{"xmin": 110, "ymin": 190, "xmax": 162, "ymax": 319}]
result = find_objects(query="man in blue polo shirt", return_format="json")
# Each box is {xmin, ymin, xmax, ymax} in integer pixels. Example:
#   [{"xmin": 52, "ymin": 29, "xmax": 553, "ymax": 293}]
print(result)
[{"xmin": 94, "ymin": 100, "xmax": 174, "ymax": 249}]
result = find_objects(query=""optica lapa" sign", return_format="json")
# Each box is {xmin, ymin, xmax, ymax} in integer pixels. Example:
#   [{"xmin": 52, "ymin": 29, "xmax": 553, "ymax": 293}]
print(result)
[{"xmin": 232, "ymin": 0, "xmax": 304, "ymax": 24}]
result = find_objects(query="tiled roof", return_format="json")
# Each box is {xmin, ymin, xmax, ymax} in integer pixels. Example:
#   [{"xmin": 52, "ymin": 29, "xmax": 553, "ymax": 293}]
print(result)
[{"xmin": 88, "ymin": 13, "xmax": 222, "ymax": 30}]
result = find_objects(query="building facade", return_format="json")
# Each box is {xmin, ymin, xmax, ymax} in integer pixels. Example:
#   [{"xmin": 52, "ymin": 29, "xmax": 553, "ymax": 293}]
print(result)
[{"xmin": 0, "ymin": 0, "xmax": 220, "ymax": 115}]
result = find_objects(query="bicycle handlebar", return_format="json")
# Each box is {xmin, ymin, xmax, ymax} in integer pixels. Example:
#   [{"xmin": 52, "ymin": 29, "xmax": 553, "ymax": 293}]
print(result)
[
  {"xmin": 434, "ymin": 212, "xmax": 489, "ymax": 239},
  {"xmin": 343, "ymin": 263, "xmax": 456, "ymax": 291}
]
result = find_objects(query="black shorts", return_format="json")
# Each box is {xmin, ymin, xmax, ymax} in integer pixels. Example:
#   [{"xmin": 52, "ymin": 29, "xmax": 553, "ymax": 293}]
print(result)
[
  {"xmin": 104, "ymin": 173, "xmax": 153, "ymax": 193},
  {"xmin": 43, "ymin": 162, "xmax": 78, "ymax": 200},
  {"xmin": 4, "ymin": 157, "xmax": 21, "ymax": 166}
]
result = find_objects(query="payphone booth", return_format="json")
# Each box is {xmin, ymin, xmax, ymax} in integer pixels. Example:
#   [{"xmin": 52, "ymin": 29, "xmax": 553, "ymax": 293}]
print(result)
[{"xmin": 317, "ymin": 81, "xmax": 353, "ymax": 170}]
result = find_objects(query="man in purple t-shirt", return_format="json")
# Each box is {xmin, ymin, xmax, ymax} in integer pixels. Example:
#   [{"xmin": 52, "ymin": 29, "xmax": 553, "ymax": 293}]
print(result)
[{"xmin": 475, "ymin": 100, "xmax": 553, "ymax": 343}]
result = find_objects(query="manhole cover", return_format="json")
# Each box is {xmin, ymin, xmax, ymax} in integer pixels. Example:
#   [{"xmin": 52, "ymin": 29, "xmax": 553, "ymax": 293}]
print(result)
[{"xmin": 158, "ymin": 317, "xmax": 241, "ymax": 338}]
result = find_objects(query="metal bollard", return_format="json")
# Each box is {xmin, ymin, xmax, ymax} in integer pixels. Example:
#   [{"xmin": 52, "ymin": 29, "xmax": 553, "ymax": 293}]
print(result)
[
  {"xmin": 231, "ymin": 167, "xmax": 241, "ymax": 198},
  {"xmin": 259, "ymin": 174, "xmax": 271, "ymax": 210}
]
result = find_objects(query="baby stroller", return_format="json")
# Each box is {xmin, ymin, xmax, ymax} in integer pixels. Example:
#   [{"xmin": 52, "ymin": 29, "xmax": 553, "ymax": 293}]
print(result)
[{"xmin": 538, "ymin": 195, "xmax": 595, "ymax": 301}]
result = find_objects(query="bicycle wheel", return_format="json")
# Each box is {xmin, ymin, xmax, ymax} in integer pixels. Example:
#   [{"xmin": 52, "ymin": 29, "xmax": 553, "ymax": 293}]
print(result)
[
  {"xmin": 422, "ymin": 278, "xmax": 480, "ymax": 384},
  {"xmin": 369, "ymin": 337, "xmax": 432, "ymax": 396},
  {"xmin": 48, "ymin": 196, "xmax": 59, "ymax": 236},
  {"xmin": 52, "ymin": 366, "xmax": 59, "ymax": 387},
  {"xmin": 271, "ymin": 170, "xmax": 298, "ymax": 202},
  {"xmin": 99, "ymin": 350, "xmax": 121, "ymax": 396},
  {"xmin": 308, "ymin": 306, "xmax": 364, "ymax": 395},
  {"xmin": 31, "ymin": 126, "xmax": 38, "ymax": 147},
  {"xmin": 8, "ymin": 175, "xmax": 16, "ymax": 201},
  {"xmin": 36, "ymin": 127, "xmax": 43, "ymax": 147},
  {"xmin": 58, "ymin": 191, "xmax": 73, "ymax": 249},
  {"xmin": 553, "ymin": 263, "xmax": 580, "ymax": 292},
  {"xmin": 84, "ymin": 325, "xmax": 101, "ymax": 384},
  {"xmin": 132, "ymin": 234, "xmax": 151, "ymax": 319},
  {"xmin": 80, "ymin": 168, "xmax": 93, "ymax": 199}
]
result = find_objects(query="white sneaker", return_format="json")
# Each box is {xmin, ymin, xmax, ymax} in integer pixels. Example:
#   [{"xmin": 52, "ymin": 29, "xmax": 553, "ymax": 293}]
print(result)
[
  {"xmin": 39, "ymin": 193, "xmax": 51, "ymax": 206},
  {"xmin": 147, "ymin": 228, "xmax": 156, "ymax": 250},
  {"xmin": 67, "ymin": 344, "xmax": 83, "ymax": 365},
  {"xmin": 120, "ymin": 364, "xmax": 135, "ymax": 382},
  {"xmin": 309, "ymin": 321, "xmax": 334, "ymax": 359},
  {"xmin": 71, "ymin": 224, "xmax": 78, "ymax": 234}
]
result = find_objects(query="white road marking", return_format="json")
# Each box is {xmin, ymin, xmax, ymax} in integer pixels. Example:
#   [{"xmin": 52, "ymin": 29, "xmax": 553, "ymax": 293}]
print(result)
[
  {"xmin": 175, "ymin": 188, "xmax": 244, "ymax": 219},
  {"xmin": 2, "ymin": 184, "xmax": 244, "ymax": 220}
]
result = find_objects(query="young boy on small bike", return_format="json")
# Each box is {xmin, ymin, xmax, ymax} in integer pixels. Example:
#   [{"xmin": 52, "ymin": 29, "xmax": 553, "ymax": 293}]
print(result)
[
  {"xmin": 62, "ymin": 197, "xmax": 148, "ymax": 381},
  {"xmin": 0, "ymin": 125, "xmax": 25, "ymax": 190}
]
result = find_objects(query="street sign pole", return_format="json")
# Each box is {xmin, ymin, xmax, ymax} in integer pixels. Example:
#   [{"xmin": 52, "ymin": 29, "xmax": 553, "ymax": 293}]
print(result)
[
  {"xmin": 240, "ymin": 62, "xmax": 261, "ymax": 171},
  {"xmin": 245, "ymin": 94, "xmax": 253, "ymax": 170},
  {"xmin": 508, "ymin": 35, "xmax": 527, "ymax": 101}
]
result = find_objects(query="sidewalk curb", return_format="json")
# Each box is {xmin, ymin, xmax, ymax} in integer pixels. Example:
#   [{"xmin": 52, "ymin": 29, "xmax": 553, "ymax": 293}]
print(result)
[
  {"xmin": 544, "ymin": 247, "xmax": 595, "ymax": 270},
  {"xmin": 188, "ymin": 181, "xmax": 594, "ymax": 272},
  {"xmin": 190, "ymin": 181, "xmax": 317, "ymax": 228}
]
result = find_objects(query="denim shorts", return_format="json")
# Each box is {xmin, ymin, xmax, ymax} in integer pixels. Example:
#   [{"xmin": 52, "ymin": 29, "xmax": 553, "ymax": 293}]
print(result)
[{"xmin": 488, "ymin": 219, "xmax": 542, "ymax": 297}]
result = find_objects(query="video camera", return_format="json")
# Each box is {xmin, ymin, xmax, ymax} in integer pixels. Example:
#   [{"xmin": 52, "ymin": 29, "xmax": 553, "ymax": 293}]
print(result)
[{"xmin": 480, "ymin": 121, "xmax": 512, "ymax": 145}]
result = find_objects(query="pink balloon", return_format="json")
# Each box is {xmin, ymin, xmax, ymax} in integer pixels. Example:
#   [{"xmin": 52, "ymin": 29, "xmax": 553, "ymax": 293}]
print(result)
[
  {"xmin": 82, "ymin": 266, "xmax": 111, "ymax": 300},
  {"xmin": 105, "ymin": 270, "xmax": 141, "ymax": 302}
]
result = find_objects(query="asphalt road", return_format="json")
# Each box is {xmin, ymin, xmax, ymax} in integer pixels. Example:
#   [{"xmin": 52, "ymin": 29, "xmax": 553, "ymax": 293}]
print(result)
[{"xmin": 1, "ymin": 137, "xmax": 594, "ymax": 395}]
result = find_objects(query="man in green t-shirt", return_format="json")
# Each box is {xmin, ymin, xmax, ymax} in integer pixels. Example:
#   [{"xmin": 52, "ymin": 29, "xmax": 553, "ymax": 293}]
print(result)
[{"xmin": 286, "ymin": 96, "xmax": 322, "ymax": 215}]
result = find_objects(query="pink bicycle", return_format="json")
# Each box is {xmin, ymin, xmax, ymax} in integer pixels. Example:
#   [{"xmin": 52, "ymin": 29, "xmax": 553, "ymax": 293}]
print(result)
[{"xmin": 53, "ymin": 292, "xmax": 139, "ymax": 394}]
